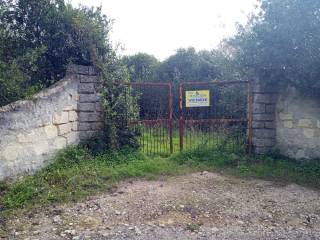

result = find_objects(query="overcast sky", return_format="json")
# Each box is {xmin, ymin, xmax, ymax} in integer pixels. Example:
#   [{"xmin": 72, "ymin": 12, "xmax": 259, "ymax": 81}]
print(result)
[{"xmin": 71, "ymin": 0, "xmax": 258, "ymax": 60}]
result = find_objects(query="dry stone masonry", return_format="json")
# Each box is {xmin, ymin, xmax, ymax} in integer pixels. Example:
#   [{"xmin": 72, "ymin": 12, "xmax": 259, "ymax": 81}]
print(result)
[
  {"xmin": 251, "ymin": 80, "xmax": 278, "ymax": 154},
  {"xmin": 252, "ymin": 80, "xmax": 320, "ymax": 160},
  {"xmin": 276, "ymin": 87, "xmax": 320, "ymax": 159},
  {"xmin": 0, "ymin": 65, "xmax": 104, "ymax": 180}
]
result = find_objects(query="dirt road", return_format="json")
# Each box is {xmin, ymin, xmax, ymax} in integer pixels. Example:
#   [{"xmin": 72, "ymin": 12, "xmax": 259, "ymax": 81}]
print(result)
[{"xmin": 3, "ymin": 172, "xmax": 320, "ymax": 239}]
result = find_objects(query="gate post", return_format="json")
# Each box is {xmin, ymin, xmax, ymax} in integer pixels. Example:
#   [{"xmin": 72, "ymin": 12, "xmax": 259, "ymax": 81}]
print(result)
[
  {"xmin": 168, "ymin": 83, "xmax": 174, "ymax": 154},
  {"xmin": 179, "ymin": 81, "xmax": 184, "ymax": 151},
  {"xmin": 251, "ymin": 79, "xmax": 278, "ymax": 154}
]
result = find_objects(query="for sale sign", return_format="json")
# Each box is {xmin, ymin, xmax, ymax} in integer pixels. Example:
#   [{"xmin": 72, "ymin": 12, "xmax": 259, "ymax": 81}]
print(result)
[{"xmin": 185, "ymin": 90, "xmax": 210, "ymax": 107}]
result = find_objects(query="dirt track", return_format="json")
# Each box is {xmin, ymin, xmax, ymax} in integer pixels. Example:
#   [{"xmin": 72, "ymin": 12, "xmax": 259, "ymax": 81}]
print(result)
[{"xmin": 3, "ymin": 172, "xmax": 320, "ymax": 239}]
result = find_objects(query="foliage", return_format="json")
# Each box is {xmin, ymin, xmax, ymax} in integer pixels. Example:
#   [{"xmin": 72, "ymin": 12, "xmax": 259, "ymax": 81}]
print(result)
[
  {"xmin": 228, "ymin": 0, "xmax": 320, "ymax": 96},
  {"xmin": 158, "ymin": 47, "xmax": 223, "ymax": 83},
  {"xmin": 0, "ymin": 0, "xmax": 112, "ymax": 106},
  {"xmin": 0, "ymin": 0, "xmax": 139, "ymax": 151},
  {"xmin": 122, "ymin": 53, "xmax": 160, "ymax": 82}
]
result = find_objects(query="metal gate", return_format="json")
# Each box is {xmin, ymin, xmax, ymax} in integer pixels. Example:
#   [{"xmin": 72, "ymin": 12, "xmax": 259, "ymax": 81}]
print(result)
[{"xmin": 125, "ymin": 80, "xmax": 252, "ymax": 155}]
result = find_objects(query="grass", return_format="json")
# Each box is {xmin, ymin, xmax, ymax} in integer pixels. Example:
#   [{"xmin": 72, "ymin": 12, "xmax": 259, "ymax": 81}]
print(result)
[
  {"xmin": 138, "ymin": 126, "xmax": 247, "ymax": 156},
  {"xmin": 0, "ymin": 145, "xmax": 320, "ymax": 218}
]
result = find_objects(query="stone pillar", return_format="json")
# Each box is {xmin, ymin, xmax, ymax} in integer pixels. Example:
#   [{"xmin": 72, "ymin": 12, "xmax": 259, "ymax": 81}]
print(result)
[{"xmin": 251, "ymin": 80, "xmax": 278, "ymax": 154}]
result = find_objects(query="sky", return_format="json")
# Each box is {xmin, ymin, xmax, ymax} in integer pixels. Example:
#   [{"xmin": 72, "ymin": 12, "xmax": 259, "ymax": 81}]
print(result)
[{"xmin": 71, "ymin": 0, "xmax": 258, "ymax": 60}]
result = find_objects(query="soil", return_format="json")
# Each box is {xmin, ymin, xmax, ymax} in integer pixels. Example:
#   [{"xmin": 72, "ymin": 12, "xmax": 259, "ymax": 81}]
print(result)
[{"xmin": 2, "ymin": 172, "xmax": 320, "ymax": 240}]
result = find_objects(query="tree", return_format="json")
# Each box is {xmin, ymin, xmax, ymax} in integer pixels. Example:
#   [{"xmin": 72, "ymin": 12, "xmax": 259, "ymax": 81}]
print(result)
[
  {"xmin": 157, "ymin": 47, "xmax": 223, "ymax": 83},
  {"xmin": 122, "ymin": 53, "xmax": 160, "ymax": 82},
  {"xmin": 228, "ymin": 0, "xmax": 320, "ymax": 96}
]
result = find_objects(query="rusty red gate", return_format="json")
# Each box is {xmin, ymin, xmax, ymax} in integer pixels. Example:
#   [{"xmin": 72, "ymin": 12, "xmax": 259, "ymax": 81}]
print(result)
[{"xmin": 124, "ymin": 80, "xmax": 253, "ymax": 155}]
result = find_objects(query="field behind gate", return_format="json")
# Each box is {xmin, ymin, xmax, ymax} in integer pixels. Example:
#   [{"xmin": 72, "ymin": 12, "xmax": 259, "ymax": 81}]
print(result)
[{"xmin": 125, "ymin": 80, "xmax": 252, "ymax": 156}]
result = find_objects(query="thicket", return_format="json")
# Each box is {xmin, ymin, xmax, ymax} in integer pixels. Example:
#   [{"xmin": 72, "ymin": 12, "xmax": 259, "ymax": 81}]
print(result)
[{"xmin": 0, "ymin": 0, "xmax": 138, "ymax": 150}]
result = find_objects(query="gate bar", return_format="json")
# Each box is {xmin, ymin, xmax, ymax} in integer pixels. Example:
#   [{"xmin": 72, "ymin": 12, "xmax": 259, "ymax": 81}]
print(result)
[
  {"xmin": 179, "ymin": 81, "xmax": 184, "ymax": 151},
  {"xmin": 168, "ymin": 83, "xmax": 174, "ymax": 154}
]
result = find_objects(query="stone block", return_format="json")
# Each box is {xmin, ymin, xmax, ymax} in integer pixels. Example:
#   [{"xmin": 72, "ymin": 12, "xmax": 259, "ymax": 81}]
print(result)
[
  {"xmin": 53, "ymin": 112, "xmax": 69, "ymax": 125},
  {"xmin": 303, "ymin": 129, "xmax": 315, "ymax": 138},
  {"xmin": 253, "ymin": 114, "xmax": 275, "ymax": 121},
  {"xmin": 95, "ymin": 103, "xmax": 103, "ymax": 112},
  {"xmin": 80, "ymin": 75, "xmax": 100, "ymax": 83},
  {"xmin": 71, "ymin": 122, "xmax": 78, "ymax": 131},
  {"xmin": 17, "ymin": 132, "xmax": 35, "ymax": 143},
  {"xmin": 298, "ymin": 119, "xmax": 313, "ymax": 128},
  {"xmin": 265, "ymin": 104, "xmax": 276, "ymax": 113},
  {"xmin": 253, "ymin": 138, "xmax": 275, "ymax": 147},
  {"xmin": 253, "ymin": 103, "xmax": 265, "ymax": 114},
  {"xmin": 2, "ymin": 145, "xmax": 21, "ymax": 161},
  {"xmin": 253, "ymin": 93, "xmax": 278, "ymax": 104},
  {"xmin": 317, "ymin": 120, "xmax": 320, "ymax": 129},
  {"xmin": 79, "ymin": 131, "xmax": 97, "ymax": 140},
  {"xmin": 79, "ymin": 112, "xmax": 100, "ymax": 122},
  {"xmin": 79, "ymin": 83, "xmax": 95, "ymax": 93},
  {"xmin": 279, "ymin": 113, "xmax": 293, "ymax": 120},
  {"xmin": 283, "ymin": 121, "xmax": 293, "ymax": 129},
  {"xmin": 69, "ymin": 111, "xmax": 78, "ymax": 122},
  {"xmin": 65, "ymin": 132, "xmax": 80, "ymax": 145},
  {"xmin": 66, "ymin": 64, "xmax": 89, "ymax": 75},
  {"xmin": 78, "ymin": 122, "xmax": 91, "ymax": 131},
  {"xmin": 44, "ymin": 125, "xmax": 58, "ymax": 139},
  {"xmin": 34, "ymin": 141, "xmax": 49, "ymax": 155},
  {"xmin": 78, "ymin": 103, "xmax": 95, "ymax": 112},
  {"xmin": 254, "ymin": 146, "xmax": 270, "ymax": 154},
  {"xmin": 53, "ymin": 137, "xmax": 67, "ymax": 149},
  {"xmin": 57, "ymin": 123, "xmax": 72, "ymax": 135},
  {"xmin": 264, "ymin": 121, "xmax": 276, "ymax": 129},
  {"xmin": 79, "ymin": 94, "xmax": 99, "ymax": 103},
  {"xmin": 252, "ymin": 121, "xmax": 265, "ymax": 129},
  {"xmin": 253, "ymin": 129, "xmax": 276, "ymax": 139}
]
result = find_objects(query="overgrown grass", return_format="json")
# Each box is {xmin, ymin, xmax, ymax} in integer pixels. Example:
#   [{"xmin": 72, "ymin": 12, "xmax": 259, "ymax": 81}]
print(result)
[{"xmin": 0, "ymin": 146, "xmax": 319, "ymax": 217}]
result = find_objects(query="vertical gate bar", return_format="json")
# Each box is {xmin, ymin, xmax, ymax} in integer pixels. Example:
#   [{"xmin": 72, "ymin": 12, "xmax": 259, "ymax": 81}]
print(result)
[
  {"xmin": 168, "ymin": 83, "xmax": 174, "ymax": 154},
  {"xmin": 247, "ymin": 80, "xmax": 254, "ymax": 154},
  {"xmin": 179, "ymin": 81, "xmax": 184, "ymax": 151}
]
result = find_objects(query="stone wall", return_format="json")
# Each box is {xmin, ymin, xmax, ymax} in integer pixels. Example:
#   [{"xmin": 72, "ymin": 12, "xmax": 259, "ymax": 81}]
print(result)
[
  {"xmin": 0, "ymin": 65, "xmax": 103, "ymax": 180},
  {"xmin": 276, "ymin": 87, "xmax": 320, "ymax": 159},
  {"xmin": 251, "ymin": 80, "xmax": 278, "ymax": 154}
]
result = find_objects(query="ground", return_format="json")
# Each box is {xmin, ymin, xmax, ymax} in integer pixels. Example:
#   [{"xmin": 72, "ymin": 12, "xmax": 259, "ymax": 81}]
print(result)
[{"xmin": 3, "ymin": 172, "xmax": 320, "ymax": 240}]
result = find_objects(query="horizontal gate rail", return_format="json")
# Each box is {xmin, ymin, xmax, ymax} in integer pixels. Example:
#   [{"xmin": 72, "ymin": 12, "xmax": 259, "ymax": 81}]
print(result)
[{"xmin": 185, "ymin": 118, "xmax": 248, "ymax": 124}]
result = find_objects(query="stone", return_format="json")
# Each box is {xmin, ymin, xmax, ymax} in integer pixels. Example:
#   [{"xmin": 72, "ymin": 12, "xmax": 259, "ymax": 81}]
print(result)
[
  {"xmin": 303, "ymin": 129, "xmax": 315, "ymax": 138},
  {"xmin": 79, "ymin": 94, "xmax": 99, "ymax": 103},
  {"xmin": 71, "ymin": 122, "xmax": 78, "ymax": 131},
  {"xmin": 317, "ymin": 120, "xmax": 320, "ymax": 129},
  {"xmin": 298, "ymin": 119, "xmax": 313, "ymax": 128},
  {"xmin": 69, "ymin": 111, "xmax": 78, "ymax": 122},
  {"xmin": 53, "ymin": 137, "xmax": 67, "ymax": 149},
  {"xmin": 253, "ymin": 129, "xmax": 276, "ymax": 139},
  {"xmin": 44, "ymin": 125, "xmax": 58, "ymax": 139},
  {"xmin": 2, "ymin": 145, "xmax": 21, "ymax": 161},
  {"xmin": 253, "ymin": 93, "xmax": 278, "ymax": 104},
  {"xmin": 78, "ymin": 103, "xmax": 95, "ymax": 112},
  {"xmin": 57, "ymin": 123, "xmax": 72, "ymax": 136},
  {"xmin": 253, "ymin": 103, "xmax": 266, "ymax": 114},
  {"xmin": 79, "ymin": 112, "xmax": 100, "ymax": 122},
  {"xmin": 279, "ymin": 113, "xmax": 293, "ymax": 121},
  {"xmin": 17, "ymin": 132, "xmax": 35, "ymax": 143},
  {"xmin": 253, "ymin": 138, "xmax": 275, "ymax": 147},
  {"xmin": 265, "ymin": 104, "xmax": 276, "ymax": 113},
  {"xmin": 252, "ymin": 121, "xmax": 265, "ymax": 129},
  {"xmin": 95, "ymin": 103, "xmax": 103, "ymax": 112},
  {"xmin": 264, "ymin": 121, "xmax": 276, "ymax": 129},
  {"xmin": 34, "ymin": 141, "xmax": 49, "ymax": 155},
  {"xmin": 283, "ymin": 121, "xmax": 293, "ymax": 129},
  {"xmin": 65, "ymin": 132, "xmax": 80, "ymax": 145},
  {"xmin": 53, "ymin": 112, "xmax": 69, "ymax": 125},
  {"xmin": 80, "ymin": 75, "xmax": 100, "ymax": 83},
  {"xmin": 78, "ymin": 122, "xmax": 91, "ymax": 131},
  {"xmin": 253, "ymin": 114, "xmax": 275, "ymax": 121},
  {"xmin": 79, "ymin": 83, "xmax": 95, "ymax": 93}
]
